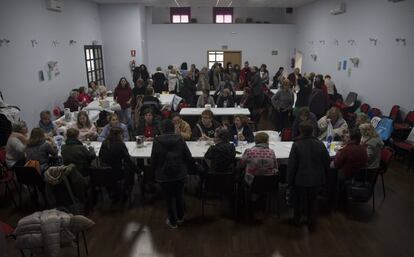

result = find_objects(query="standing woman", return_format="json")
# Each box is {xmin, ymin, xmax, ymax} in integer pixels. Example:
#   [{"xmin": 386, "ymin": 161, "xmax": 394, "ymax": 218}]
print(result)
[
  {"xmin": 197, "ymin": 67, "xmax": 210, "ymax": 91},
  {"xmin": 309, "ymin": 79, "xmax": 328, "ymax": 120},
  {"xmin": 168, "ymin": 67, "xmax": 179, "ymax": 93},
  {"xmin": 271, "ymin": 79, "xmax": 294, "ymax": 132},
  {"xmin": 114, "ymin": 77, "xmax": 133, "ymax": 127},
  {"xmin": 139, "ymin": 64, "xmax": 150, "ymax": 85},
  {"xmin": 151, "ymin": 119, "xmax": 193, "ymax": 229}
]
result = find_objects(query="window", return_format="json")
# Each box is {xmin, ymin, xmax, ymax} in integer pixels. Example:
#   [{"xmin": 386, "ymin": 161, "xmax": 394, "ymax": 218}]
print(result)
[
  {"xmin": 207, "ymin": 51, "xmax": 224, "ymax": 68},
  {"xmin": 213, "ymin": 7, "xmax": 233, "ymax": 24},
  {"xmin": 170, "ymin": 7, "xmax": 190, "ymax": 24},
  {"xmin": 84, "ymin": 45, "xmax": 105, "ymax": 86}
]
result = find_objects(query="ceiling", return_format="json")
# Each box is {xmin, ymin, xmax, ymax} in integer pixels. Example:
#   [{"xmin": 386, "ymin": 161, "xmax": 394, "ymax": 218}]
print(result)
[{"xmin": 88, "ymin": 0, "xmax": 318, "ymax": 8}]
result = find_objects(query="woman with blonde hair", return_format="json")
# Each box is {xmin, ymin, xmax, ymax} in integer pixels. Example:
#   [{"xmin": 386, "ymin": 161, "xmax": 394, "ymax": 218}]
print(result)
[
  {"xmin": 359, "ymin": 123, "xmax": 384, "ymax": 169},
  {"xmin": 317, "ymin": 107, "xmax": 348, "ymax": 140},
  {"xmin": 25, "ymin": 128, "xmax": 58, "ymax": 173}
]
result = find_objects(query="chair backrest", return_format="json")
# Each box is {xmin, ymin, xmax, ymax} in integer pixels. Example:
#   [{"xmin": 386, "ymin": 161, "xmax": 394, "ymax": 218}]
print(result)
[
  {"xmin": 379, "ymin": 147, "xmax": 394, "ymax": 174},
  {"xmin": 344, "ymin": 92, "xmax": 358, "ymax": 106},
  {"xmin": 0, "ymin": 221, "xmax": 14, "ymax": 236},
  {"xmin": 280, "ymin": 128, "xmax": 292, "ymax": 141},
  {"xmin": 360, "ymin": 103, "xmax": 370, "ymax": 114},
  {"xmin": 404, "ymin": 111, "xmax": 414, "ymax": 125},
  {"xmin": 249, "ymin": 174, "xmax": 279, "ymax": 194},
  {"xmin": 204, "ymin": 172, "xmax": 234, "ymax": 194},
  {"xmin": 14, "ymin": 166, "xmax": 44, "ymax": 187},
  {"xmin": 389, "ymin": 105, "xmax": 401, "ymax": 121},
  {"xmin": 346, "ymin": 168, "xmax": 379, "ymax": 202},
  {"xmin": 90, "ymin": 167, "xmax": 122, "ymax": 187}
]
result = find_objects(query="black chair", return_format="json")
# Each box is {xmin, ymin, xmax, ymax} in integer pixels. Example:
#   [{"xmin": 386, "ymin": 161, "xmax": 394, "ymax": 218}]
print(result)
[
  {"xmin": 201, "ymin": 172, "xmax": 237, "ymax": 217},
  {"xmin": 89, "ymin": 167, "xmax": 127, "ymax": 207},
  {"xmin": 345, "ymin": 168, "xmax": 379, "ymax": 214},
  {"xmin": 244, "ymin": 174, "xmax": 280, "ymax": 219},
  {"xmin": 378, "ymin": 147, "xmax": 394, "ymax": 199},
  {"xmin": 14, "ymin": 166, "xmax": 48, "ymax": 208},
  {"xmin": 50, "ymin": 177, "xmax": 84, "ymax": 215}
]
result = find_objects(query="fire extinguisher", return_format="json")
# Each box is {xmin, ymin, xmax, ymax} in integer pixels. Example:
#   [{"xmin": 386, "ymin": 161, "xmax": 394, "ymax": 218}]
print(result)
[
  {"xmin": 130, "ymin": 60, "xmax": 136, "ymax": 71},
  {"xmin": 290, "ymin": 58, "xmax": 295, "ymax": 69}
]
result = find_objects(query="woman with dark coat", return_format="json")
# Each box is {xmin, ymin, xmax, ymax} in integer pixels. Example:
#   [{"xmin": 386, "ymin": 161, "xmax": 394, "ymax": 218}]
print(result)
[
  {"xmin": 151, "ymin": 119, "xmax": 193, "ymax": 229},
  {"xmin": 295, "ymin": 74, "xmax": 312, "ymax": 108},
  {"xmin": 287, "ymin": 121, "xmax": 331, "ymax": 228},
  {"xmin": 230, "ymin": 115, "xmax": 254, "ymax": 143},
  {"xmin": 99, "ymin": 127, "xmax": 136, "ymax": 202},
  {"xmin": 309, "ymin": 79, "xmax": 329, "ymax": 120},
  {"xmin": 181, "ymin": 72, "xmax": 197, "ymax": 107}
]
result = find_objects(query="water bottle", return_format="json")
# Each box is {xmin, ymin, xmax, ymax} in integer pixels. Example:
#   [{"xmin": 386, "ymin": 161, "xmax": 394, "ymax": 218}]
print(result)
[{"xmin": 233, "ymin": 135, "xmax": 238, "ymax": 147}]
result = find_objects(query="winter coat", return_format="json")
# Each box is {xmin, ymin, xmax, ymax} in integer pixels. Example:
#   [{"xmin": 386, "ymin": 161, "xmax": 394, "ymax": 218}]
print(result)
[
  {"xmin": 151, "ymin": 133, "xmax": 193, "ymax": 182},
  {"xmin": 287, "ymin": 136, "xmax": 331, "ymax": 187},
  {"xmin": 14, "ymin": 209, "xmax": 94, "ymax": 257}
]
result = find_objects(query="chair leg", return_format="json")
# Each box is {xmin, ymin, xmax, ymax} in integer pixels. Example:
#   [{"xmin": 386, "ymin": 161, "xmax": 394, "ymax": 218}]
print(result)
[
  {"xmin": 82, "ymin": 231, "xmax": 89, "ymax": 257},
  {"xmin": 381, "ymin": 174, "xmax": 386, "ymax": 199}
]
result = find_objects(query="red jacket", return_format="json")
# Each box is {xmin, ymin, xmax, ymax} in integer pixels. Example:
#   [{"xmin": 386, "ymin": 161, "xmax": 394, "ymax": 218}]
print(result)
[
  {"xmin": 334, "ymin": 141, "xmax": 368, "ymax": 177},
  {"xmin": 114, "ymin": 86, "xmax": 132, "ymax": 109},
  {"xmin": 78, "ymin": 92, "xmax": 92, "ymax": 104}
]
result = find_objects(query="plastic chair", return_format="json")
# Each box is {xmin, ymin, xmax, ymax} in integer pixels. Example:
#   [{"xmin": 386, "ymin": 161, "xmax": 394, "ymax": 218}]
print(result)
[
  {"xmin": 201, "ymin": 172, "xmax": 237, "ymax": 217},
  {"xmin": 14, "ymin": 166, "xmax": 48, "ymax": 208},
  {"xmin": 378, "ymin": 147, "xmax": 394, "ymax": 198},
  {"xmin": 345, "ymin": 168, "xmax": 379, "ymax": 214},
  {"xmin": 244, "ymin": 174, "xmax": 280, "ymax": 219},
  {"xmin": 280, "ymin": 128, "xmax": 292, "ymax": 141},
  {"xmin": 388, "ymin": 105, "xmax": 401, "ymax": 122}
]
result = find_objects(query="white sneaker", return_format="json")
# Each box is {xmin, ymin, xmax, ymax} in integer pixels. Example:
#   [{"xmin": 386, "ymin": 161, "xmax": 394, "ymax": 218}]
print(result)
[{"xmin": 166, "ymin": 218, "xmax": 178, "ymax": 229}]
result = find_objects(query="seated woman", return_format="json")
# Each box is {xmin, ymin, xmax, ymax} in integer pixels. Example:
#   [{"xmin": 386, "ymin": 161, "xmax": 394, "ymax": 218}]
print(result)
[
  {"xmin": 216, "ymin": 88, "xmax": 235, "ymax": 108},
  {"xmin": 78, "ymin": 86, "xmax": 92, "ymax": 105},
  {"xmin": 98, "ymin": 85, "xmax": 107, "ymax": 100},
  {"xmin": 6, "ymin": 121, "xmax": 28, "ymax": 168},
  {"xmin": 292, "ymin": 107, "xmax": 318, "ymax": 139},
  {"xmin": 64, "ymin": 90, "xmax": 81, "ymax": 112},
  {"xmin": 141, "ymin": 87, "xmax": 161, "ymax": 116},
  {"xmin": 88, "ymin": 81, "xmax": 99, "ymax": 98},
  {"xmin": 97, "ymin": 113, "xmax": 129, "ymax": 142},
  {"xmin": 359, "ymin": 123, "xmax": 384, "ymax": 169},
  {"xmin": 99, "ymin": 127, "xmax": 136, "ymax": 202},
  {"xmin": 171, "ymin": 113, "xmax": 191, "ymax": 140},
  {"xmin": 230, "ymin": 115, "xmax": 254, "ymax": 143},
  {"xmin": 241, "ymin": 132, "xmax": 278, "ymax": 185},
  {"xmin": 25, "ymin": 128, "xmax": 58, "ymax": 174},
  {"xmin": 317, "ymin": 107, "xmax": 348, "ymax": 140},
  {"xmin": 196, "ymin": 89, "xmax": 215, "ymax": 108},
  {"xmin": 204, "ymin": 127, "xmax": 236, "ymax": 173},
  {"xmin": 61, "ymin": 128, "xmax": 96, "ymax": 177},
  {"xmin": 38, "ymin": 110, "xmax": 56, "ymax": 136},
  {"xmin": 353, "ymin": 113, "xmax": 370, "ymax": 129},
  {"xmin": 191, "ymin": 110, "xmax": 220, "ymax": 141},
  {"xmin": 238, "ymin": 87, "xmax": 253, "ymax": 110},
  {"xmin": 135, "ymin": 109, "xmax": 160, "ymax": 141},
  {"xmin": 333, "ymin": 129, "xmax": 368, "ymax": 180},
  {"xmin": 72, "ymin": 110, "xmax": 97, "ymax": 141}
]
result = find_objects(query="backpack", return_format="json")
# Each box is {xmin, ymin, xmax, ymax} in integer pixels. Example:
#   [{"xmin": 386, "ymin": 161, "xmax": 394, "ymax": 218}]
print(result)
[
  {"xmin": 375, "ymin": 117, "xmax": 394, "ymax": 141},
  {"xmin": 25, "ymin": 159, "xmax": 41, "ymax": 174}
]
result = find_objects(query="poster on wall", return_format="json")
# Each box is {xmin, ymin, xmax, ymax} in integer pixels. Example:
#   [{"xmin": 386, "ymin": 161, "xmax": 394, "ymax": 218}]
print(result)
[{"xmin": 343, "ymin": 60, "xmax": 347, "ymax": 70}]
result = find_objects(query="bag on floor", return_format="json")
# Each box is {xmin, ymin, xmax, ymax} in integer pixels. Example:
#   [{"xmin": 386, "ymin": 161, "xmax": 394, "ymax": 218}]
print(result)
[{"xmin": 375, "ymin": 117, "xmax": 394, "ymax": 141}]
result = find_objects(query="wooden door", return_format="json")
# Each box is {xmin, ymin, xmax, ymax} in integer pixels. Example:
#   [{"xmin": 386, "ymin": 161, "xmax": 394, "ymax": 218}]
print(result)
[{"xmin": 224, "ymin": 51, "xmax": 242, "ymax": 67}]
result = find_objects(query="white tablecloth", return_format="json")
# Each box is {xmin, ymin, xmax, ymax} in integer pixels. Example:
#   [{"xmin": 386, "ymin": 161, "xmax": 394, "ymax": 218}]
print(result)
[
  {"xmin": 179, "ymin": 107, "xmax": 250, "ymax": 116},
  {"xmin": 83, "ymin": 97, "xmax": 116, "ymax": 112},
  {"xmin": 87, "ymin": 140, "xmax": 339, "ymax": 161},
  {"xmin": 54, "ymin": 110, "xmax": 100, "ymax": 134},
  {"xmin": 196, "ymin": 90, "xmax": 243, "ymax": 96}
]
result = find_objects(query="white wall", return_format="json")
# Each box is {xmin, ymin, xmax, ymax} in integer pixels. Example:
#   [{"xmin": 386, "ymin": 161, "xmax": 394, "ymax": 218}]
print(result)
[
  {"xmin": 295, "ymin": 0, "xmax": 414, "ymax": 114},
  {"xmin": 99, "ymin": 4, "xmax": 146, "ymax": 89},
  {"xmin": 152, "ymin": 7, "xmax": 295, "ymax": 24},
  {"xmin": 0, "ymin": 0, "xmax": 102, "ymax": 128},
  {"xmin": 147, "ymin": 22, "xmax": 296, "ymax": 75}
]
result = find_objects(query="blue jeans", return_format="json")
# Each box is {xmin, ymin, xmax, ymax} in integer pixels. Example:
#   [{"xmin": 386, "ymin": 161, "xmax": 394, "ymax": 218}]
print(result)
[{"xmin": 117, "ymin": 108, "xmax": 131, "ymax": 128}]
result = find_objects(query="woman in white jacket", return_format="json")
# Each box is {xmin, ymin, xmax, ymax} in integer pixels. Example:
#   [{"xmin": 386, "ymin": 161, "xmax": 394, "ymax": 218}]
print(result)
[{"xmin": 168, "ymin": 67, "xmax": 179, "ymax": 93}]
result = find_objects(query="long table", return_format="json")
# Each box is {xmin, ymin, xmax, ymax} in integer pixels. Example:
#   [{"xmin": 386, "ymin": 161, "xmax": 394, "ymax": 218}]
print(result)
[
  {"xmin": 179, "ymin": 107, "xmax": 250, "ymax": 116},
  {"xmin": 87, "ymin": 140, "xmax": 339, "ymax": 163},
  {"xmin": 196, "ymin": 90, "xmax": 244, "ymax": 96}
]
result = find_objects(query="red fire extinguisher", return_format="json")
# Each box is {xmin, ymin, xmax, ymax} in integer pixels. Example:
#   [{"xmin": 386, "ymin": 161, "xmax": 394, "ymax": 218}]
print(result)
[{"xmin": 130, "ymin": 60, "xmax": 136, "ymax": 71}]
